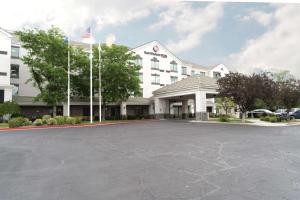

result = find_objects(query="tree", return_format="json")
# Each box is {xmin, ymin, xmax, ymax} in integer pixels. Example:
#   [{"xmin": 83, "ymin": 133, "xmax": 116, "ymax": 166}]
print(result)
[
  {"xmin": 94, "ymin": 44, "xmax": 141, "ymax": 118},
  {"xmin": 217, "ymin": 73, "xmax": 256, "ymax": 122},
  {"xmin": 276, "ymin": 78, "xmax": 300, "ymax": 110},
  {"xmin": 16, "ymin": 27, "xmax": 89, "ymax": 115},
  {"xmin": 215, "ymin": 97, "xmax": 235, "ymax": 116}
]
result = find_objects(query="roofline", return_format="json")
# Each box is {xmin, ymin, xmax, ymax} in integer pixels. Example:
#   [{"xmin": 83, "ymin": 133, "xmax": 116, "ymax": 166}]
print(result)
[{"xmin": 0, "ymin": 27, "xmax": 12, "ymax": 38}]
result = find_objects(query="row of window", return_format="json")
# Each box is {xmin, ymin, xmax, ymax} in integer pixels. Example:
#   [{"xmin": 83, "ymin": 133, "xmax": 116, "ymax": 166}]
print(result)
[
  {"xmin": 0, "ymin": 64, "xmax": 20, "ymax": 78},
  {"xmin": 0, "ymin": 46, "xmax": 20, "ymax": 58},
  {"xmin": 150, "ymin": 74, "xmax": 178, "ymax": 85}
]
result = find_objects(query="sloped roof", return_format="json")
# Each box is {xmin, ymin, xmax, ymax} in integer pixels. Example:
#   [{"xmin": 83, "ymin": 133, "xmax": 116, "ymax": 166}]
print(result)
[
  {"xmin": 181, "ymin": 60, "xmax": 209, "ymax": 71},
  {"xmin": 153, "ymin": 76, "xmax": 218, "ymax": 95}
]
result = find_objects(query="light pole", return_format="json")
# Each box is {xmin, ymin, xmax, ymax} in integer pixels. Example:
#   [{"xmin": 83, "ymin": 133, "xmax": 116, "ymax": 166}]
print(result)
[{"xmin": 98, "ymin": 43, "xmax": 101, "ymax": 122}]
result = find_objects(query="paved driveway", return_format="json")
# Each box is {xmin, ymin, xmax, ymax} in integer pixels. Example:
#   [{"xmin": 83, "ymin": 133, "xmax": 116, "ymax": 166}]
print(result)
[{"xmin": 0, "ymin": 121, "xmax": 300, "ymax": 200}]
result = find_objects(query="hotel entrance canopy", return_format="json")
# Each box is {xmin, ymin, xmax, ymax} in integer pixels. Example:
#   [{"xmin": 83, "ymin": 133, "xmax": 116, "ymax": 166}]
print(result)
[{"xmin": 153, "ymin": 76, "xmax": 218, "ymax": 120}]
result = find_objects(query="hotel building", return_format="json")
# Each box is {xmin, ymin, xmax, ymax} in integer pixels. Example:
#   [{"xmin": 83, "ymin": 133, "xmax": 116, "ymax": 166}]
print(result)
[{"xmin": 0, "ymin": 28, "xmax": 229, "ymax": 120}]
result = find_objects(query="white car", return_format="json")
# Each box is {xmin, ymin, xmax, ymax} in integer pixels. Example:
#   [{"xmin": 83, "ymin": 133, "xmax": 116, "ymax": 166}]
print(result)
[{"xmin": 248, "ymin": 109, "xmax": 274, "ymax": 118}]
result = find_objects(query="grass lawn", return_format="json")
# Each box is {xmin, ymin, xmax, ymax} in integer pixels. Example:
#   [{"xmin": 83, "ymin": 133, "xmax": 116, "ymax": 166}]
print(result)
[
  {"xmin": 209, "ymin": 118, "xmax": 252, "ymax": 123},
  {"xmin": 0, "ymin": 123, "xmax": 9, "ymax": 128}
]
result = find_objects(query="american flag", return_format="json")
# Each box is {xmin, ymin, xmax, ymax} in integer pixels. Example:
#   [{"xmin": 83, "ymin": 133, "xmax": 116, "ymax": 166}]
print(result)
[{"xmin": 81, "ymin": 27, "xmax": 91, "ymax": 39}]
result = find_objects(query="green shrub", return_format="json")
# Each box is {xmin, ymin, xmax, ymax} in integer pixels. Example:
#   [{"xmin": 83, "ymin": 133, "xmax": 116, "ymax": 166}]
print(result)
[
  {"xmin": 33, "ymin": 119, "xmax": 43, "ymax": 126},
  {"xmin": 54, "ymin": 116, "xmax": 65, "ymax": 125},
  {"xmin": 8, "ymin": 117, "xmax": 28, "ymax": 128},
  {"xmin": 23, "ymin": 118, "xmax": 33, "ymax": 126},
  {"xmin": 42, "ymin": 115, "xmax": 51, "ymax": 124},
  {"xmin": 46, "ymin": 118, "xmax": 57, "ymax": 125},
  {"xmin": 65, "ymin": 117, "xmax": 76, "ymax": 125},
  {"xmin": 74, "ymin": 117, "xmax": 82, "ymax": 124},
  {"xmin": 269, "ymin": 116, "xmax": 278, "ymax": 123},
  {"xmin": 219, "ymin": 115, "xmax": 230, "ymax": 122}
]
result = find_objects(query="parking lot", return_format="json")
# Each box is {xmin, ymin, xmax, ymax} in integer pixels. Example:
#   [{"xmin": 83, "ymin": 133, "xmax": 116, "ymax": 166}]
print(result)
[{"xmin": 0, "ymin": 120, "xmax": 300, "ymax": 200}]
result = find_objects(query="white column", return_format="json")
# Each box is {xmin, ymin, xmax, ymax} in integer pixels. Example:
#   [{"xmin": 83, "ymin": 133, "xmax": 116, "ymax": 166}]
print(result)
[
  {"xmin": 182, "ymin": 99, "xmax": 189, "ymax": 119},
  {"xmin": 63, "ymin": 103, "xmax": 68, "ymax": 116},
  {"xmin": 154, "ymin": 97, "xmax": 167, "ymax": 119},
  {"xmin": 195, "ymin": 91, "xmax": 208, "ymax": 121},
  {"xmin": 120, "ymin": 102, "xmax": 127, "ymax": 119}
]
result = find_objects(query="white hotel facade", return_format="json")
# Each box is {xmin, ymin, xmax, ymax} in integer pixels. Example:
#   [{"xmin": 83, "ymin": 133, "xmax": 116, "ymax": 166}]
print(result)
[{"xmin": 0, "ymin": 28, "xmax": 229, "ymax": 120}]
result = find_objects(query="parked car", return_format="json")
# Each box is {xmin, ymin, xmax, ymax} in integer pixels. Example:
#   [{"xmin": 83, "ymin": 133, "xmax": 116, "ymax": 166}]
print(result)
[
  {"xmin": 274, "ymin": 109, "xmax": 288, "ymax": 116},
  {"xmin": 290, "ymin": 110, "xmax": 300, "ymax": 119},
  {"xmin": 289, "ymin": 108, "xmax": 300, "ymax": 115},
  {"xmin": 248, "ymin": 109, "xmax": 274, "ymax": 118}
]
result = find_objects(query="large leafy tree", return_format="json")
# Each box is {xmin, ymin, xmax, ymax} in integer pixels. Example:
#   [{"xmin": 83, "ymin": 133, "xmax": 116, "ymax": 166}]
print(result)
[
  {"xmin": 16, "ymin": 27, "xmax": 68, "ymax": 108},
  {"xmin": 91, "ymin": 44, "xmax": 140, "ymax": 118},
  {"xmin": 16, "ymin": 27, "xmax": 89, "ymax": 115}
]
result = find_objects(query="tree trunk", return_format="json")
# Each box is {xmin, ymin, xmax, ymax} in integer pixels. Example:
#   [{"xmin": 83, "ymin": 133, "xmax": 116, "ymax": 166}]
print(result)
[
  {"xmin": 103, "ymin": 103, "xmax": 106, "ymax": 121},
  {"xmin": 242, "ymin": 112, "xmax": 246, "ymax": 123}
]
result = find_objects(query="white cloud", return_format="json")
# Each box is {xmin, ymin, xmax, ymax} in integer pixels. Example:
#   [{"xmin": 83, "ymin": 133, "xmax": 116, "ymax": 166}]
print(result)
[
  {"xmin": 250, "ymin": 10, "xmax": 273, "ymax": 26},
  {"xmin": 0, "ymin": 0, "xmax": 174, "ymax": 37},
  {"xmin": 237, "ymin": 10, "xmax": 273, "ymax": 26},
  {"xmin": 149, "ymin": 2, "xmax": 224, "ymax": 53},
  {"xmin": 228, "ymin": 4, "xmax": 300, "ymax": 78}
]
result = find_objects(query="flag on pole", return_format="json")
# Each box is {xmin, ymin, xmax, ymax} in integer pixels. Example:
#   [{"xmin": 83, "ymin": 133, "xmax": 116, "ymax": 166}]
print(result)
[{"xmin": 81, "ymin": 27, "xmax": 91, "ymax": 39}]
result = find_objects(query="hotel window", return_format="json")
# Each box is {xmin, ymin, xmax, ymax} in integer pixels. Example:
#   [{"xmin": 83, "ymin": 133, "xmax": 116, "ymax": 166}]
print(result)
[
  {"xmin": 151, "ymin": 74, "xmax": 160, "ymax": 85},
  {"xmin": 191, "ymin": 70, "xmax": 195, "ymax": 76},
  {"xmin": 170, "ymin": 61, "xmax": 177, "ymax": 72},
  {"xmin": 200, "ymin": 72, "xmax": 206, "ymax": 76},
  {"xmin": 181, "ymin": 66, "xmax": 187, "ymax": 75},
  {"xmin": 0, "ymin": 51, "xmax": 8, "ymax": 55},
  {"xmin": 11, "ymin": 64, "xmax": 19, "ymax": 78},
  {"xmin": 11, "ymin": 46, "xmax": 20, "ymax": 59},
  {"xmin": 0, "ymin": 90, "xmax": 4, "ymax": 103},
  {"xmin": 213, "ymin": 72, "xmax": 221, "ymax": 79},
  {"xmin": 135, "ymin": 55, "xmax": 143, "ymax": 67},
  {"xmin": 139, "ymin": 73, "xmax": 143, "ymax": 83},
  {"xmin": 12, "ymin": 84, "xmax": 19, "ymax": 96},
  {"xmin": 151, "ymin": 57, "xmax": 159, "ymax": 70},
  {"xmin": 170, "ymin": 76, "xmax": 178, "ymax": 84}
]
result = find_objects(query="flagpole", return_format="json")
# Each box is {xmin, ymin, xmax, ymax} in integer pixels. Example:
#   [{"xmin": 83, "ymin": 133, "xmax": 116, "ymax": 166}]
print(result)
[
  {"xmin": 98, "ymin": 43, "xmax": 102, "ymax": 122},
  {"xmin": 90, "ymin": 32, "xmax": 93, "ymax": 124},
  {"xmin": 67, "ymin": 37, "xmax": 70, "ymax": 117}
]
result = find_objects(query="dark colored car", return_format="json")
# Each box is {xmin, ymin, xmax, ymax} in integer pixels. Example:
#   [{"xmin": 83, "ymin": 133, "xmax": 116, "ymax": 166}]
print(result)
[{"xmin": 290, "ymin": 110, "xmax": 300, "ymax": 119}]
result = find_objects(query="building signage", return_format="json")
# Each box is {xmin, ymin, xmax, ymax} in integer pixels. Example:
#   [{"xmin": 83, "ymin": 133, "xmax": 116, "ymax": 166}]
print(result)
[{"xmin": 144, "ymin": 45, "xmax": 167, "ymax": 58}]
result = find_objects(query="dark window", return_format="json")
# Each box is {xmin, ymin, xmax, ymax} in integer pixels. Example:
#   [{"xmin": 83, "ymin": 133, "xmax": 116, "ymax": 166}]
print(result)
[
  {"xmin": 151, "ymin": 57, "xmax": 159, "ymax": 69},
  {"xmin": 0, "ymin": 72, "xmax": 7, "ymax": 76},
  {"xmin": 0, "ymin": 51, "xmax": 8, "ymax": 55},
  {"xmin": 0, "ymin": 90, "xmax": 4, "ymax": 103},
  {"xmin": 213, "ymin": 72, "xmax": 221, "ymax": 79},
  {"xmin": 139, "ymin": 73, "xmax": 143, "ymax": 83},
  {"xmin": 11, "ymin": 64, "xmax": 19, "ymax": 78},
  {"xmin": 11, "ymin": 46, "xmax": 20, "ymax": 58},
  {"xmin": 182, "ymin": 67, "xmax": 187, "ymax": 75},
  {"xmin": 12, "ymin": 84, "xmax": 19, "ymax": 96},
  {"xmin": 170, "ymin": 61, "xmax": 177, "ymax": 72}
]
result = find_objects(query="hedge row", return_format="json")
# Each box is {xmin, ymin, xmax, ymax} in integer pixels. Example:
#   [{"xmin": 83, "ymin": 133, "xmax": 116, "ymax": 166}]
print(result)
[{"xmin": 8, "ymin": 115, "xmax": 82, "ymax": 128}]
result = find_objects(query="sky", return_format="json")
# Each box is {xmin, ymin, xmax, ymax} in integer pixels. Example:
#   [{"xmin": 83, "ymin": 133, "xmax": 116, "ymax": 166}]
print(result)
[{"xmin": 1, "ymin": 0, "xmax": 300, "ymax": 77}]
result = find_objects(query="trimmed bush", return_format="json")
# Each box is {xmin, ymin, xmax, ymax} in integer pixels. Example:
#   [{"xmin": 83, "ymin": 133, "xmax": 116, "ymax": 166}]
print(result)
[
  {"xmin": 218, "ymin": 115, "xmax": 230, "ymax": 122},
  {"xmin": 8, "ymin": 117, "xmax": 28, "ymax": 128},
  {"xmin": 46, "ymin": 118, "xmax": 57, "ymax": 125},
  {"xmin": 74, "ymin": 117, "xmax": 82, "ymax": 124},
  {"xmin": 65, "ymin": 117, "xmax": 76, "ymax": 125},
  {"xmin": 23, "ymin": 118, "xmax": 33, "ymax": 126},
  {"xmin": 33, "ymin": 119, "xmax": 43, "ymax": 126},
  {"xmin": 42, "ymin": 115, "xmax": 51, "ymax": 124},
  {"xmin": 54, "ymin": 116, "xmax": 65, "ymax": 125}
]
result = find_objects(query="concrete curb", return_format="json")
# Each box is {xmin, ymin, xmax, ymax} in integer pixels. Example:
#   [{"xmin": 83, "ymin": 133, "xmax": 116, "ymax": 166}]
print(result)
[
  {"xmin": 0, "ymin": 120, "xmax": 155, "ymax": 132},
  {"xmin": 189, "ymin": 120, "xmax": 300, "ymax": 127}
]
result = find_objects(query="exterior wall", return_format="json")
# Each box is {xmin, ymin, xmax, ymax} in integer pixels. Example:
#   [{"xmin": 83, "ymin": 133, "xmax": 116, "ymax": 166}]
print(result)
[
  {"xmin": 0, "ymin": 29, "xmax": 13, "ymax": 102},
  {"xmin": 132, "ymin": 41, "xmax": 183, "ymax": 98},
  {"xmin": 208, "ymin": 64, "xmax": 229, "ymax": 78}
]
